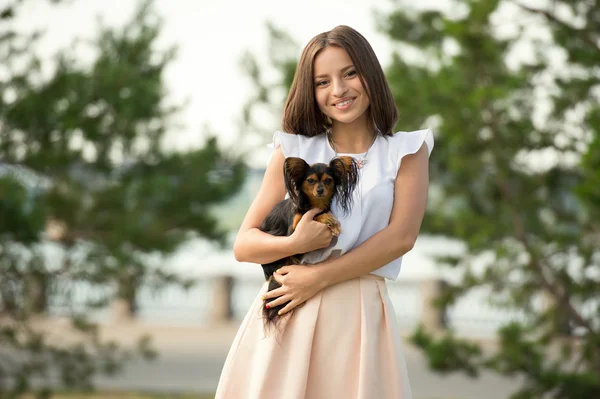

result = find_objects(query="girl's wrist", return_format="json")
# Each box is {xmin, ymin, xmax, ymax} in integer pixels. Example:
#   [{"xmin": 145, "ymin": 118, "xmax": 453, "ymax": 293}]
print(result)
[
  {"xmin": 315, "ymin": 260, "xmax": 336, "ymax": 290},
  {"xmin": 284, "ymin": 234, "xmax": 301, "ymax": 256}
]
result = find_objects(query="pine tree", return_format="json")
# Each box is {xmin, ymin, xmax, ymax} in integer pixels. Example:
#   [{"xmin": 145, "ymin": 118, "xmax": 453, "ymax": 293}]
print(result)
[
  {"xmin": 0, "ymin": 1, "xmax": 246, "ymax": 396},
  {"xmin": 378, "ymin": 1, "xmax": 600, "ymax": 397}
]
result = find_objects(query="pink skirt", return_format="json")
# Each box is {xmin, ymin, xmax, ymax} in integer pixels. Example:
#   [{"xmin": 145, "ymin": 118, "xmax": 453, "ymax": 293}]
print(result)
[{"xmin": 214, "ymin": 274, "xmax": 412, "ymax": 399}]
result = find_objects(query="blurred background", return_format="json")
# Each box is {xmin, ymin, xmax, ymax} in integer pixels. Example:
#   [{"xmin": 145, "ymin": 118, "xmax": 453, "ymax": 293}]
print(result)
[{"xmin": 0, "ymin": 0, "xmax": 598, "ymax": 398}]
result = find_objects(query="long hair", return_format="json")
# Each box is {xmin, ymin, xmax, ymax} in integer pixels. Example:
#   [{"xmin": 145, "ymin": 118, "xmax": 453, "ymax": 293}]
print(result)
[{"xmin": 282, "ymin": 25, "xmax": 398, "ymax": 137}]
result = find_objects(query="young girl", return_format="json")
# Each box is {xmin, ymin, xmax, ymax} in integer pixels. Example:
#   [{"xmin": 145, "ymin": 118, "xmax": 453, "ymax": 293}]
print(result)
[{"xmin": 215, "ymin": 25, "xmax": 433, "ymax": 399}]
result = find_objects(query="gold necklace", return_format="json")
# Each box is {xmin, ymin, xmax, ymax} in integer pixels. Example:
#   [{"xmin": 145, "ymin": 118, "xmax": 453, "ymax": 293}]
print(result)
[{"xmin": 327, "ymin": 130, "xmax": 378, "ymax": 169}]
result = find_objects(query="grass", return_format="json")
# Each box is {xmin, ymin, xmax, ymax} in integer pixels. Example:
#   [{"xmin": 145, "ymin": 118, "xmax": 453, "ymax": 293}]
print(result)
[
  {"xmin": 22, "ymin": 393, "xmax": 215, "ymax": 399},
  {"xmin": 22, "ymin": 391, "xmax": 459, "ymax": 399}
]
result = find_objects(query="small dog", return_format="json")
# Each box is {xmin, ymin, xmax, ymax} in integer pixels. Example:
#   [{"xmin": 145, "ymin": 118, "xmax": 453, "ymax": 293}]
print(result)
[{"xmin": 259, "ymin": 156, "xmax": 359, "ymax": 332}]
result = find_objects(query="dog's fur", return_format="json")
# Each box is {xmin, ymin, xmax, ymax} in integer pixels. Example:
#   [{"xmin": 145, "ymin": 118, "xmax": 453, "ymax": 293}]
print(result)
[{"xmin": 259, "ymin": 156, "xmax": 359, "ymax": 333}]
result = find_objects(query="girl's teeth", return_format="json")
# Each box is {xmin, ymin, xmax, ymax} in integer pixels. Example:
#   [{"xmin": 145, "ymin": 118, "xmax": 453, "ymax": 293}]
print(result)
[{"xmin": 336, "ymin": 100, "xmax": 352, "ymax": 107}]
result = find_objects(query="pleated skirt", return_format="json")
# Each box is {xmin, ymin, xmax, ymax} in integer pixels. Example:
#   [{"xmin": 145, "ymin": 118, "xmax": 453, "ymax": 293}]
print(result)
[{"xmin": 214, "ymin": 273, "xmax": 412, "ymax": 399}]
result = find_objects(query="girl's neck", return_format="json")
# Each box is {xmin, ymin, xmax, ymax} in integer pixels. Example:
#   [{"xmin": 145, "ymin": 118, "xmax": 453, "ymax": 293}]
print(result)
[{"xmin": 328, "ymin": 115, "xmax": 376, "ymax": 154}]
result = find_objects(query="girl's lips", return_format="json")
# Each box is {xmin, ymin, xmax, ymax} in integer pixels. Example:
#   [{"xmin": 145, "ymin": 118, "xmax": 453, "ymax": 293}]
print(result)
[{"xmin": 333, "ymin": 98, "xmax": 354, "ymax": 110}]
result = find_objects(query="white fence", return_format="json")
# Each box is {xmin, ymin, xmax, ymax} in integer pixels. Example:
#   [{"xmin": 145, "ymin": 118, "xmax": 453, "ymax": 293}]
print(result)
[{"xmin": 45, "ymin": 274, "xmax": 526, "ymax": 338}]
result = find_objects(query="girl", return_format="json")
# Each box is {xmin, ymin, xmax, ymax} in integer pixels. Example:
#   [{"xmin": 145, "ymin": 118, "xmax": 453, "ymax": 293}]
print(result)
[{"xmin": 215, "ymin": 25, "xmax": 433, "ymax": 399}]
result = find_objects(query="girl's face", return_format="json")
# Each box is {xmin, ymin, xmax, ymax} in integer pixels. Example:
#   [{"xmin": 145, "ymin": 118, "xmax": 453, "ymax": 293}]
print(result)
[{"xmin": 313, "ymin": 46, "xmax": 370, "ymax": 127}]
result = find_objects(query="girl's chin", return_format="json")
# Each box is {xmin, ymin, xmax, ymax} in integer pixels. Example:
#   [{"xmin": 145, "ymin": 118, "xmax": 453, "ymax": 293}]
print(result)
[{"xmin": 331, "ymin": 111, "xmax": 368, "ymax": 125}]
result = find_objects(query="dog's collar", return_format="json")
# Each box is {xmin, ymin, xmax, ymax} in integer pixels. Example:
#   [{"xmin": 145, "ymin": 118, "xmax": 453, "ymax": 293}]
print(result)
[{"xmin": 314, "ymin": 209, "xmax": 328, "ymax": 218}]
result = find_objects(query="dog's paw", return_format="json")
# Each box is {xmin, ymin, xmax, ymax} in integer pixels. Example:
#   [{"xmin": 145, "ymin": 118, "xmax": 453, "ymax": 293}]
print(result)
[
  {"xmin": 316, "ymin": 212, "xmax": 342, "ymax": 236},
  {"xmin": 329, "ymin": 220, "xmax": 342, "ymax": 236},
  {"xmin": 317, "ymin": 212, "xmax": 342, "ymax": 237}
]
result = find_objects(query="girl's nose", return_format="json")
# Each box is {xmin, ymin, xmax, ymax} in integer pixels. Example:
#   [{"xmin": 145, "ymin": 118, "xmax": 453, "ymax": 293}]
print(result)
[{"xmin": 332, "ymin": 79, "xmax": 348, "ymax": 97}]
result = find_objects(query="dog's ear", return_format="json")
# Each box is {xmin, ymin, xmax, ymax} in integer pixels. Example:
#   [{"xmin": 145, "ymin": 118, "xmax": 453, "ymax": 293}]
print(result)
[
  {"xmin": 329, "ymin": 156, "xmax": 359, "ymax": 215},
  {"xmin": 284, "ymin": 157, "xmax": 310, "ymax": 204}
]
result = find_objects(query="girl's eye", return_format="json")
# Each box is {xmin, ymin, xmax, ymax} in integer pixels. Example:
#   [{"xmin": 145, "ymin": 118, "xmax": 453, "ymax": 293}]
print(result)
[
  {"xmin": 346, "ymin": 70, "xmax": 357, "ymax": 77},
  {"xmin": 307, "ymin": 178, "xmax": 316, "ymax": 184},
  {"xmin": 316, "ymin": 80, "xmax": 328, "ymax": 86}
]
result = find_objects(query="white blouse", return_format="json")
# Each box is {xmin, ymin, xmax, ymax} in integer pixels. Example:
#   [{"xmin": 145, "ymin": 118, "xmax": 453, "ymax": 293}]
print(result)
[{"xmin": 267, "ymin": 128, "xmax": 434, "ymax": 280}]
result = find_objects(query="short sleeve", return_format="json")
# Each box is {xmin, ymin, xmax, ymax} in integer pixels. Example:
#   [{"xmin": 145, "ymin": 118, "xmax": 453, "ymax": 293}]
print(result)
[
  {"xmin": 266, "ymin": 130, "xmax": 299, "ymax": 165},
  {"xmin": 389, "ymin": 127, "xmax": 434, "ymax": 171}
]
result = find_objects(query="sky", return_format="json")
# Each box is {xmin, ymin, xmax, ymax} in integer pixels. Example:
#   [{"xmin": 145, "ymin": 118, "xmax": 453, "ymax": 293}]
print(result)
[
  {"xmin": 14, "ymin": 0, "xmax": 419, "ymax": 166},
  {"xmin": 12, "ymin": 0, "xmax": 571, "ymax": 172}
]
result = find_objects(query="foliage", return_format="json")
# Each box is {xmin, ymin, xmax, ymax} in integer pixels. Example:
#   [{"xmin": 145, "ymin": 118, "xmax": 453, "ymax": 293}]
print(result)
[
  {"xmin": 237, "ymin": 22, "xmax": 299, "ymax": 143},
  {"xmin": 376, "ymin": 1, "xmax": 600, "ymax": 397},
  {"xmin": 0, "ymin": 1, "xmax": 246, "ymax": 397}
]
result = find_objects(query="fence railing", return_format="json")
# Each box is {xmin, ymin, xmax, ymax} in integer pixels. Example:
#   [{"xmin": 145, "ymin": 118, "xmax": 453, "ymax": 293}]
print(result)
[{"xmin": 42, "ymin": 273, "xmax": 527, "ymax": 338}]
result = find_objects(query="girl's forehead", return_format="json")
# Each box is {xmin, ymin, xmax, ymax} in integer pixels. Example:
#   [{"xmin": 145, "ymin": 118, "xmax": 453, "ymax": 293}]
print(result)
[{"xmin": 313, "ymin": 47, "xmax": 353, "ymax": 74}]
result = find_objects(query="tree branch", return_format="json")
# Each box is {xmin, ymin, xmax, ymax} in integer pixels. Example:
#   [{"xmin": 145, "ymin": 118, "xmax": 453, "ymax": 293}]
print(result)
[
  {"xmin": 514, "ymin": 2, "xmax": 600, "ymax": 56},
  {"xmin": 497, "ymin": 179, "xmax": 596, "ymax": 336},
  {"xmin": 481, "ymin": 89, "xmax": 597, "ymax": 337}
]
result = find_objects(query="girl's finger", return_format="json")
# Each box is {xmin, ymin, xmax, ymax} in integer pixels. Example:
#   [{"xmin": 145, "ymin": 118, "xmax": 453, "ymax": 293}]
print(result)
[
  {"xmin": 261, "ymin": 287, "xmax": 285, "ymax": 300},
  {"xmin": 265, "ymin": 294, "xmax": 291, "ymax": 309},
  {"xmin": 278, "ymin": 300, "xmax": 297, "ymax": 316},
  {"xmin": 272, "ymin": 272, "xmax": 287, "ymax": 284}
]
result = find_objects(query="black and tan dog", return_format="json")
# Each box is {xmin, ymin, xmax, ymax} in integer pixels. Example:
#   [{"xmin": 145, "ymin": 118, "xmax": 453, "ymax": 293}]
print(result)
[{"xmin": 259, "ymin": 156, "xmax": 359, "ymax": 332}]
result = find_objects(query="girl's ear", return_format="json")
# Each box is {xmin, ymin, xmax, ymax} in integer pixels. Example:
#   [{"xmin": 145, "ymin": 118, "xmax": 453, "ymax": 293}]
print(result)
[{"xmin": 284, "ymin": 157, "xmax": 310, "ymax": 204}]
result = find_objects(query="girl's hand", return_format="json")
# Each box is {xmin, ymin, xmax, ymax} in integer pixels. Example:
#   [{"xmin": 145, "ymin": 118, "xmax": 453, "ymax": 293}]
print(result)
[
  {"xmin": 261, "ymin": 264, "xmax": 326, "ymax": 316},
  {"xmin": 291, "ymin": 208, "xmax": 333, "ymax": 253}
]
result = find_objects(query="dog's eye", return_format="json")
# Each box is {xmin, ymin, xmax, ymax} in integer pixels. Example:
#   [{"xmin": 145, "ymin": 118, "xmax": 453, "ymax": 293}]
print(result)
[
  {"xmin": 324, "ymin": 177, "xmax": 333, "ymax": 184},
  {"xmin": 307, "ymin": 178, "xmax": 316, "ymax": 184}
]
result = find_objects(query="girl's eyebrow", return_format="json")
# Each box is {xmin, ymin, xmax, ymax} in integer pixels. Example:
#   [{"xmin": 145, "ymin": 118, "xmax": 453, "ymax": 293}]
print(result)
[{"xmin": 314, "ymin": 65, "xmax": 355, "ymax": 80}]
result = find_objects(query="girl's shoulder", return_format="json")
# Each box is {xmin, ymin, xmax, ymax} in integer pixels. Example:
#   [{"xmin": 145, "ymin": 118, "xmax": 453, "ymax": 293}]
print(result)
[
  {"xmin": 268, "ymin": 130, "xmax": 326, "ymax": 158},
  {"xmin": 384, "ymin": 128, "xmax": 434, "ymax": 170}
]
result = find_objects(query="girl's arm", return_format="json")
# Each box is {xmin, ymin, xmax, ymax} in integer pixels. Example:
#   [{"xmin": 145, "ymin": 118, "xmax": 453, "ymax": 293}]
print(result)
[
  {"xmin": 317, "ymin": 142, "xmax": 430, "ymax": 287},
  {"xmin": 233, "ymin": 147, "xmax": 333, "ymax": 264}
]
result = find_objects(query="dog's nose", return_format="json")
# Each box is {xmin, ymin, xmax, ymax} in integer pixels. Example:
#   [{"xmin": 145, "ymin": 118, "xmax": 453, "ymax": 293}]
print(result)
[{"xmin": 317, "ymin": 187, "xmax": 324, "ymax": 195}]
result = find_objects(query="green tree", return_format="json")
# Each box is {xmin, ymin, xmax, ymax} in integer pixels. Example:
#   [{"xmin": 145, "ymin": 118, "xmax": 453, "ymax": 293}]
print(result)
[
  {"xmin": 377, "ymin": 1, "xmax": 600, "ymax": 397},
  {"xmin": 237, "ymin": 22, "xmax": 299, "ymax": 144},
  {"xmin": 0, "ymin": 0, "xmax": 246, "ymax": 397}
]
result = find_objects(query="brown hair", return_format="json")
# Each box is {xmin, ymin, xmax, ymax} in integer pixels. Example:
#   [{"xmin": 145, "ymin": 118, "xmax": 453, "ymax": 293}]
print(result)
[{"xmin": 282, "ymin": 25, "xmax": 398, "ymax": 137}]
